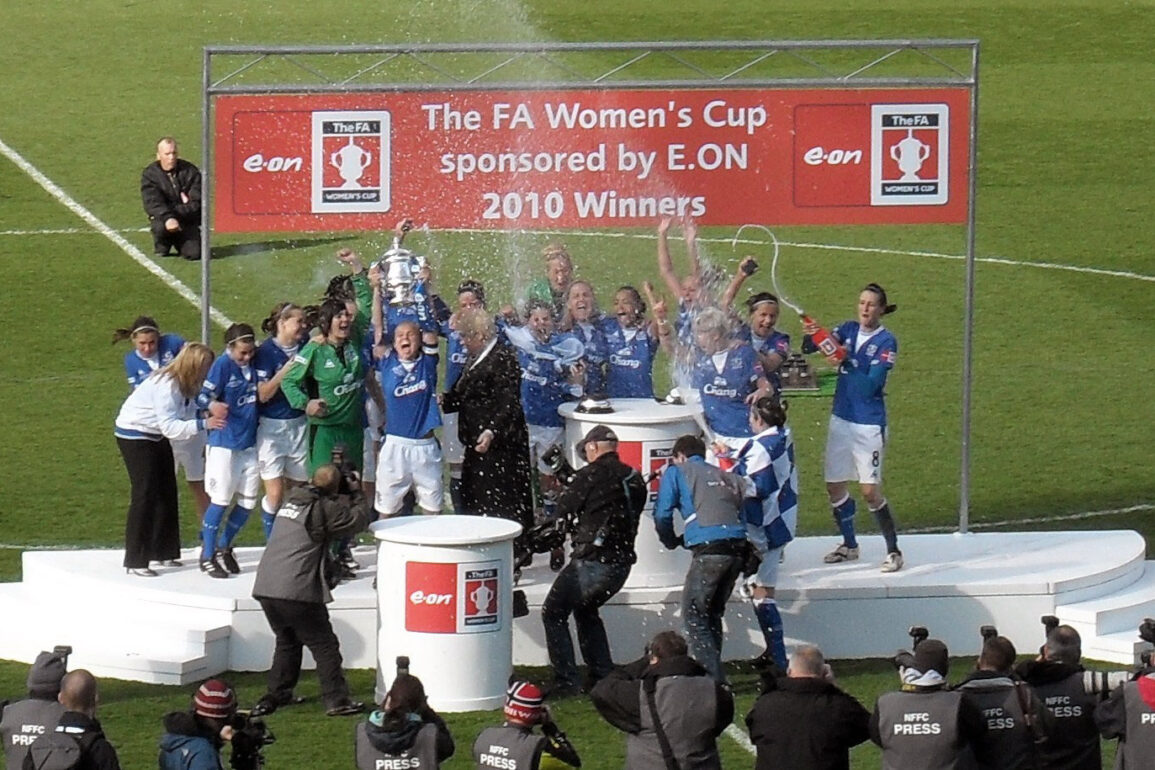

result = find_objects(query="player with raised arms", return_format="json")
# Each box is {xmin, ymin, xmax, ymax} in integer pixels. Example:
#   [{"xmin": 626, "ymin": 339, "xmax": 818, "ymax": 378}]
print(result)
[
  {"xmin": 689, "ymin": 306, "xmax": 769, "ymax": 456},
  {"xmin": 196, "ymin": 323, "xmax": 260, "ymax": 578},
  {"xmin": 252, "ymin": 303, "xmax": 308, "ymax": 539},
  {"xmin": 721, "ymin": 258, "xmax": 792, "ymax": 392},
  {"xmin": 371, "ymin": 276, "xmax": 444, "ymax": 517},
  {"xmin": 803, "ymin": 283, "xmax": 902, "ymax": 573}
]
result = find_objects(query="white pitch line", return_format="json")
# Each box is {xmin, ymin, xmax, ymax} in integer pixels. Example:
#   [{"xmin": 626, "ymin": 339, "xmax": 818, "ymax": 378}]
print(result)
[
  {"xmin": 0, "ymin": 226, "xmax": 149, "ymax": 236},
  {"xmin": 444, "ymin": 227, "xmax": 1155, "ymax": 284},
  {"xmin": 0, "ymin": 137, "xmax": 233, "ymax": 327},
  {"xmin": 906, "ymin": 503, "xmax": 1155, "ymax": 534},
  {"xmin": 4, "ymin": 221, "xmax": 1153, "ymax": 285},
  {"xmin": 724, "ymin": 723, "xmax": 756, "ymax": 755}
]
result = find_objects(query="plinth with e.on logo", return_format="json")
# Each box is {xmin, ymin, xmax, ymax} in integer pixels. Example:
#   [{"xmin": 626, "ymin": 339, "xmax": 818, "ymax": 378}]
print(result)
[{"xmin": 370, "ymin": 515, "xmax": 523, "ymax": 711}]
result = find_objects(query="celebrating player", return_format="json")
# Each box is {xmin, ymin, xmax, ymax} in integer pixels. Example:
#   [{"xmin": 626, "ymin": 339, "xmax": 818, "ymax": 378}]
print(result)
[
  {"xmin": 722, "ymin": 258, "xmax": 792, "ymax": 392},
  {"xmin": 689, "ymin": 307, "xmax": 769, "ymax": 455},
  {"xmin": 197, "ymin": 324, "xmax": 260, "ymax": 578},
  {"xmin": 373, "ymin": 321, "xmax": 444, "ymax": 517},
  {"xmin": 803, "ymin": 283, "xmax": 902, "ymax": 573},
  {"xmin": 282, "ymin": 251, "xmax": 375, "ymax": 476},
  {"xmin": 732, "ymin": 396, "xmax": 798, "ymax": 669},
  {"xmin": 559, "ymin": 280, "xmax": 608, "ymax": 396},
  {"xmin": 253, "ymin": 303, "xmax": 308, "ymax": 539},
  {"xmin": 600, "ymin": 285, "xmax": 669, "ymax": 399}
]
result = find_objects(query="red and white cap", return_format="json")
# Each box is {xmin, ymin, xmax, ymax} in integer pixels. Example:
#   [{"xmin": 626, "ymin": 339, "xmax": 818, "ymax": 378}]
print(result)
[
  {"xmin": 504, "ymin": 680, "xmax": 543, "ymax": 725},
  {"xmin": 194, "ymin": 679, "xmax": 237, "ymax": 719}
]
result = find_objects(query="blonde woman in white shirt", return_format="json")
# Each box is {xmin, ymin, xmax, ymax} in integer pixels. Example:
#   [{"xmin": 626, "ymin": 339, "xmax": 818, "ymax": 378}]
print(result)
[{"xmin": 114, "ymin": 342, "xmax": 225, "ymax": 576}]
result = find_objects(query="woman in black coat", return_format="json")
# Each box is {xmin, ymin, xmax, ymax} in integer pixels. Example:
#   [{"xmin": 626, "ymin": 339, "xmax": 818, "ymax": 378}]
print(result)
[{"xmin": 440, "ymin": 308, "xmax": 533, "ymax": 531}]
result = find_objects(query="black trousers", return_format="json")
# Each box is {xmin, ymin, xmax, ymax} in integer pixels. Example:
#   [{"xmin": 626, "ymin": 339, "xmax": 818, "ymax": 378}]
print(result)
[
  {"xmin": 258, "ymin": 597, "xmax": 350, "ymax": 708},
  {"xmin": 150, "ymin": 219, "xmax": 201, "ymax": 259},
  {"xmin": 117, "ymin": 436, "xmax": 181, "ymax": 568}
]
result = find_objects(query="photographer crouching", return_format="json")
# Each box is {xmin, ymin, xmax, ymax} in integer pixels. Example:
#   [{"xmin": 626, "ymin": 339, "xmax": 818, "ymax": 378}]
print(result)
[
  {"xmin": 542, "ymin": 425, "xmax": 648, "ymax": 696},
  {"xmin": 159, "ymin": 679, "xmax": 272, "ymax": 770},
  {"xmin": 251, "ymin": 463, "xmax": 368, "ymax": 718}
]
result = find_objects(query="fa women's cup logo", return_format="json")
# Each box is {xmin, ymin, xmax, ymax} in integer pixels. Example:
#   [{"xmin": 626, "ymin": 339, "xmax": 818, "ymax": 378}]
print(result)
[
  {"xmin": 871, "ymin": 103, "xmax": 949, "ymax": 206},
  {"xmin": 311, "ymin": 110, "xmax": 391, "ymax": 214}
]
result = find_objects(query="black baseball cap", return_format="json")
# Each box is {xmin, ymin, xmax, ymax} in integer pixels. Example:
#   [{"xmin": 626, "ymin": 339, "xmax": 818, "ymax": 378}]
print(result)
[{"xmin": 575, "ymin": 424, "xmax": 618, "ymax": 455}]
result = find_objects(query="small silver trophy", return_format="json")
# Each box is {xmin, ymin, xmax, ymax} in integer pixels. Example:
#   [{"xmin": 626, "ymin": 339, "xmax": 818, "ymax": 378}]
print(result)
[{"xmin": 375, "ymin": 234, "xmax": 428, "ymax": 307}]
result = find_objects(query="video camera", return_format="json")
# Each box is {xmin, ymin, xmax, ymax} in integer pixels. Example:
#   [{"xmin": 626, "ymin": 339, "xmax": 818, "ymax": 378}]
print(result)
[
  {"xmin": 539, "ymin": 445, "xmax": 577, "ymax": 486},
  {"xmin": 228, "ymin": 713, "xmax": 274, "ymax": 770}
]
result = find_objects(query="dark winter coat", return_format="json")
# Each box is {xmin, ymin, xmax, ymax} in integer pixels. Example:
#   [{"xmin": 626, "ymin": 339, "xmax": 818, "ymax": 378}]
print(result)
[
  {"xmin": 746, "ymin": 675, "xmax": 870, "ymax": 770},
  {"xmin": 140, "ymin": 159, "xmax": 201, "ymax": 227}
]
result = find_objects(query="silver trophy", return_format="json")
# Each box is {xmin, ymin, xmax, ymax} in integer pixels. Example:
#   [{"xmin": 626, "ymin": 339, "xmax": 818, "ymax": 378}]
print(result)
[{"xmin": 375, "ymin": 235, "xmax": 428, "ymax": 306}]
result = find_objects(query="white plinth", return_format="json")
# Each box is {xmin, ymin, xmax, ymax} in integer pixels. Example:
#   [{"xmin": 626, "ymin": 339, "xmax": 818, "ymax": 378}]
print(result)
[
  {"xmin": 370, "ymin": 515, "xmax": 522, "ymax": 712},
  {"xmin": 0, "ymin": 530, "xmax": 1149, "ymax": 689},
  {"xmin": 560, "ymin": 398, "xmax": 703, "ymax": 588}
]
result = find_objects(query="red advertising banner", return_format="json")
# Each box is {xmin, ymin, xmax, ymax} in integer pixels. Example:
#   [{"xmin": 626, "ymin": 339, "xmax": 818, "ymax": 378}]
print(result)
[{"xmin": 213, "ymin": 88, "xmax": 970, "ymax": 232}]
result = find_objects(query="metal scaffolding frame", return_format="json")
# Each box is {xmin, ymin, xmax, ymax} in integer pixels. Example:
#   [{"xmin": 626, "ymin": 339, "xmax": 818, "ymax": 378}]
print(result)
[{"xmin": 201, "ymin": 40, "xmax": 980, "ymax": 531}]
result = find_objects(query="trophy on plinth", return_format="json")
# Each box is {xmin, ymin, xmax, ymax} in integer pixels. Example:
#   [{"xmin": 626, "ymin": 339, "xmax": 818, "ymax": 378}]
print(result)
[{"xmin": 779, "ymin": 352, "xmax": 819, "ymax": 392}]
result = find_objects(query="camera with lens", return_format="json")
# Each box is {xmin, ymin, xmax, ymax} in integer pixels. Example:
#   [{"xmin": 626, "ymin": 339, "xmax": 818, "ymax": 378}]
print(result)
[
  {"xmin": 539, "ymin": 444, "xmax": 577, "ymax": 486},
  {"xmin": 228, "ymin": 713, "xmax": 274, "ymax": 770},
  {"xmin": 329, "ymin": 445, "xmax": 360, "ymax": 494},
  {"xmin": 514, "ymin": 518, "xmax": 569, "ymax": 571},
  {"xmin": 892, "ymin": 626, "xmax": 929, "ymax": 671}
]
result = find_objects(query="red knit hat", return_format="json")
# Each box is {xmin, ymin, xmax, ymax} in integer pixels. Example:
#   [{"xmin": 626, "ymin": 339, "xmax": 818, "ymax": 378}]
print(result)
[
  {"xmin": 504, "ymin": 681, "xmax": 543, "ymax": 725},
  {"xmin": 194, "ymin": 679, "xmax": 237, "ymax": 719}
]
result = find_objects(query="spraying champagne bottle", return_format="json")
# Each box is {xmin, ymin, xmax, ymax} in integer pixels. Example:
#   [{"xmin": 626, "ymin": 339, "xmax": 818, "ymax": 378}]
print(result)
[{"xmin": 801, "ymin": 313, "xmax": 846, "ymax": 362}]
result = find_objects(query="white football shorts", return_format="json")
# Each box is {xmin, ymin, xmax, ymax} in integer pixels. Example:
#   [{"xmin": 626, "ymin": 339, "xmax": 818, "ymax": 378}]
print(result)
[
  {"xmin": 747, "ymin": 522, "xmax": 783, "ymax": 587},
  {"xmin": 204, "ymin": 445, "xmax": 260, "ymax": 508},
  {"xmin": 170, "ymin": 433, "xmax": 206, "ymax": 482},
  {"xmin": 374, "ymin": 435, "xmax": 444, "ymax": 515},
  {"xmin": 257, "ymin": 416, "xmax": 308, "ymax": 482},
  {"xmin": 824, "ymin": 414, "xmax": 887, "ymax": 485}
]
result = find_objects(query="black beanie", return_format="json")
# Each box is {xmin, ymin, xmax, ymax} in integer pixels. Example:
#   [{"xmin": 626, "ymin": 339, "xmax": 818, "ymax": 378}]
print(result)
[
  {"xmin": 26, "ymin": 651, "xmax": 66, "ymax": 699},
  {"xmin": 913, "ymin": 639, "xmax": 950, "ymax": 677}
]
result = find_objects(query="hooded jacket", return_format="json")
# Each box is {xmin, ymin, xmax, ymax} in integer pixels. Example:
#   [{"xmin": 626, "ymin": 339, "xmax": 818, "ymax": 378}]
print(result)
[
  {"xmin": 158, "ymin": 711, "xmax": 223, "ymax": 770},
  {"xmin": 355, "ymin": 709, "xmax": 454, "ymax": 769}
]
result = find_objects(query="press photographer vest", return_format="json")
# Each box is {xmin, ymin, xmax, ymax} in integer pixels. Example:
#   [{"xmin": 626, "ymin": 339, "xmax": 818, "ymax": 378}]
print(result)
[
  {"xmin": 1, "ymin": 699, "xmax": 64, "ymax": 770},
  {"xmin": 1029, "ymin": 672, "xmax": 1100, "ymax": 770},
  {"xmin": 355, "ymin": 721, "xmax": 439, "ymax": 770},
  {"xmin": 677, "ymin": 460, "xmax": 745, "ymax": 532},
  {"xmin": 472, "ymin": 726, "xmax": 546, "ymax": 769},
  {"xmin": 875, "ymin": 689, "xmax": 965, "ymax": 770},
  {"xmin": 1119, "ymin": 681, "xmax": 1155, "ymax": 768}
]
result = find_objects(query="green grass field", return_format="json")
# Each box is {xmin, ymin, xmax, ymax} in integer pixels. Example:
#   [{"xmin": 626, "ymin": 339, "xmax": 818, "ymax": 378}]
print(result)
[{"xmin": 1, "ymin": 0, "xmax": 1152, "ymax": 767}]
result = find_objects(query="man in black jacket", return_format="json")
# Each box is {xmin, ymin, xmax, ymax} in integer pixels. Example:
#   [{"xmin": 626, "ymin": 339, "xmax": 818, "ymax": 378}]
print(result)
[
  {"xmin": 1015, "ymin": 624, "xmax": 1104, "ymax": 770},
  {"xmin": 141, "ymin": 137, "xmax": 201, "ymax": 259},
  {"xmin": 955, "ymin": 635, "xmax": 1052, "ymax": 770},
  {"xmin": 746, "ymin": 645, "xmax": 870, "ymax": 770},
  {"xmin": 591, "ymin": 630, "xmax": 733, "ymax": 770},
  {"xmin": 24, "ymin": 670, "xmax": 120, "ymax": 770},
  {"xmin": 250, "ymin": 463, "xmax": 369, "ymax": 717},
  {"xmin": 542, "ymin": 425, "xmax": 648, "ymax": 695}
]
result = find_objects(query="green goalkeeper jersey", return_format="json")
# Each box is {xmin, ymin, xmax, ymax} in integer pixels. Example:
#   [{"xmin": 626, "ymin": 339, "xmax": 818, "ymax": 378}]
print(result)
[{"xmin": 281, "ymin": 341, "xmax": 365, "ymax": 427}]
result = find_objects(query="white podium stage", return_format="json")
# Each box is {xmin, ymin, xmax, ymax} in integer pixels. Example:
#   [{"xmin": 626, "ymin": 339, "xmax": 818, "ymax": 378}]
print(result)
[{"xmin": 1, "ymin": 530, "xmax": 1152, "ymax": 688}]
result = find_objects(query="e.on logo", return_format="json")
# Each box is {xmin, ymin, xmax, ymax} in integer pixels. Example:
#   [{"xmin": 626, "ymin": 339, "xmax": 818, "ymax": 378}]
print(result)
[{"xmin": 405, "ymin": 562, "xmax": 457, "ymax": 633}]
